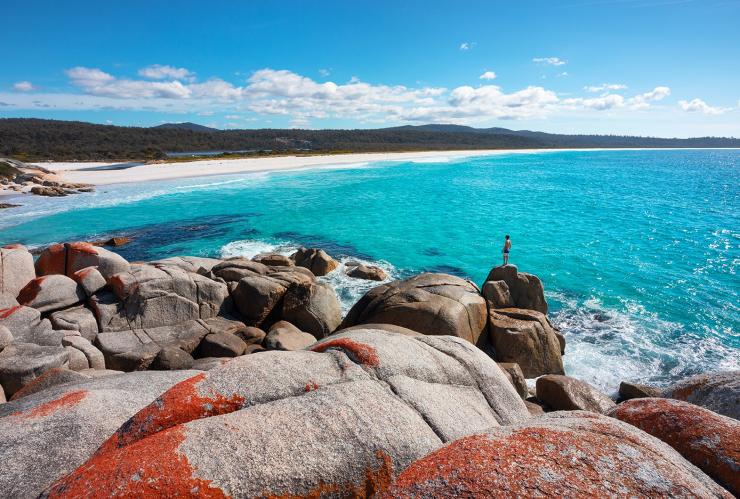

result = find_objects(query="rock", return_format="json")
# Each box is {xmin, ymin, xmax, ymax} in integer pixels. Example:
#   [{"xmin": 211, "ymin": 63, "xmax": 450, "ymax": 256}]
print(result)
[
  {"xmin": 0, "ymin": 203, "xmax": 20, "ymax": 209},
  {"xmin": 191, "ymin": 357, "xmax": 232, "ymax": 371},
  {"xmin": 524, "ymin": 400, "xmax": 545, "ymax": 416},
  {"xmin": 0, "ymin": 325, "xmax": 12, "ymax": 351},
  {"xmin": 0, "ymin": 304, "xmax": 63, "ymax": 346},
  {"xmin": 383, "ymin": 411, "xmax": 731, "ymax": 498},
  {"xmin": 482, "ymin": 279, "xmax": 514, "ymax": 308},
  {"xmin": 661, "ymin": 371, "xmax": 739, "ymax": 420},
  {"xmin": 234, "ymin": 326, "xmax": 266, "ymax": 345},
  {"xmin": 151, "ymin": 346, "xmax": 195, "ymax": 370},
  {"xmin": 17, "ymin": 274, "xmax": 85, "ymax": 313},
  {"xmin": 484, "ymin": 264, "xmax": 547, "ymax": 314},
  {"xmin": 9, "ymin": 368, "xmax": 89, "ymax": 401},
  {"xmin": 619, "ymin": 380, "xmax": 661, "ymax": 401},
  {"xmin": 35, "ymin": 242, "xmax": 130, "ymax": 280},
  {"xmin": 195, "ymin": 332, "xmax": 247, "ymax": 358},
  {"xmin": 0, "ymin": 244, "xmax": 36, "ymax": 297},
  {"xmin": 496, "ymin": 362, "xmax": 528, "ymax": 399},
  {"xmin": 43, "ymin": 328, "xmax": 527, "ymax": 498},
  {"xmin": 65, "ymin": 346, "xmax": 89, "ymax": 371},
  {"xmin": 244, "ymin": 344, "xmax": 266, "ymax": 354},
  {"xmin": 98, "ymin": 236, "xmax": 131, "ymax": 247},
  {"xmin": 488, "ymin": 308, "xmax": 564, "ymax": 378},
  {"xmin": 346, "ymin": 263, "xmax": 388, "ymax": 281},
  {"xmin": 0, "ymin": 343, "xmax": 70, "ymax": 397},
  {"xmin": 230, "ymin": 267, "xmax": 313, "ymax": 327},
  {"xmin": 211, "ymin": 258, "xmax": 270, "ymax": 282},
  {"xmin": 291, "ymin": 247, "xmax": 339, "ymax": 276},
  {"xmin": 0, "ymin": 370, "xmax": 198, "ymax": 497},
  {"xmin": 150, "ymin": 256, "xmax": 222, "ymax": 274},
  {"xmin": 342, "ymin": 273, "xmax": 488, "ymax": 346},
  {"xmin": 107, "ymin": 263, "xmax": 229, "ymax": 330},
  {"xmin": 62, "ymin": 336, "xmax": 105, "ymax": 370},
  {"xmin": 49, "ymin": 305, "xmax": 99, "ymax": 341},
  {"xmin": 94, "ymin": 331, "xmax": 161, "ymax": 372},
  {"xmin": 282, "ymin": 280, "xmax": 342, "ymax": 338},
  {"xmin": 252, "ymin": 253, "xmax": 294, "ymax": 266},
  {"xmin": 71, "ymin": 266, "xmax": 107, "ymax": 296},
  {"xmin": 264, "ymin": 321, "xmax": 317, "ymax": 351},
  {"xmin": 610, "ymin": 398, "xmax": 739, "ymax": 496},
  {"xmin": 30, "ymin": 186, "xmax": 69, "ymax": 197},
  {"xmin": 536, "ymin": 375, "xmax": 615, "ymax": 413}
]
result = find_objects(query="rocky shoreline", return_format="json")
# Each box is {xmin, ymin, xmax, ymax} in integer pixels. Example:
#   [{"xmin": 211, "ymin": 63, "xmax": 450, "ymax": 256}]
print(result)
[
  {"xmin": 0, "ymin": 241, "xmax": 737, "ymax": 497},
  {"xmin": 0, "ymin": 158, "xmax": 94, "ymax": 199}
]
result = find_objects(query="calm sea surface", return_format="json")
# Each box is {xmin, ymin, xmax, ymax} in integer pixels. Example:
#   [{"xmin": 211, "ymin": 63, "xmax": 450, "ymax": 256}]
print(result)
[{"xmin": 1, "ymin": 149, "xmax": 738, "ymax": 391}]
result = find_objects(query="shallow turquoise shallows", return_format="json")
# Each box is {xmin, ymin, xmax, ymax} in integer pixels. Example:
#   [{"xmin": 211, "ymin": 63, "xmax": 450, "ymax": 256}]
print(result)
[{"xmin": 1, "ymin": 149, "xmax": 738, "ymax": 391}]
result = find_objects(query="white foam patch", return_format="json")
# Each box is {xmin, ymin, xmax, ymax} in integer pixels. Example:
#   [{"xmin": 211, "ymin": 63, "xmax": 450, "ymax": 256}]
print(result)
[
  {"xmin": 549, "ymin": 291, "xmax": 740, "ymax": 394},
  {"xmin": 220, "ymin": 239, "xmax": 396, "ymax": 314}
]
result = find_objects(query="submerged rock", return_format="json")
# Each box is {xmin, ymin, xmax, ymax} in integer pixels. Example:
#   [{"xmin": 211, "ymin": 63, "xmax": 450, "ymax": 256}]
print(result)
[
  {"xmin": 610, "ymin": 398, "xmax": 739, "ymax": 495},
  {"xmin": 383, "ymin": 411, "xmax": 731, "ymax": 498},
  {"xmin": 342, "ymin": 273, "xmax": 488, "ymax": 346}
]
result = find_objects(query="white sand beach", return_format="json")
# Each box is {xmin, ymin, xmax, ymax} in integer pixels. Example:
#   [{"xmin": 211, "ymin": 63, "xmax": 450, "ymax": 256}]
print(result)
[{"xmin": 34, "ymin": 149, "xmax": 546, "ymax": 186}]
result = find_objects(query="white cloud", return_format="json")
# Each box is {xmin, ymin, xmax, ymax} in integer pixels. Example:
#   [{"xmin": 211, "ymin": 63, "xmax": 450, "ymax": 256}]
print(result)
[
  {"xmin": 563, "ymin": 94, "xmax": 625, "ymax": 110},
  {"xmin": 628, "ymin": 86, "xmax": 670, "ymax": 109},
  {"xmin": 584, "ymin": 83, "xmax": 627, "ymax": 93},
  {"xmin": 459, "ymin": 42, "xmax": 476, "ymax": 51},
  {"xmin": 138, "ymin": 64, "xmax": 194, "ymax": 80},
  {"xmin": 13, "ymin": 81, "xmax": 35, "ymax": 92},
  {"xmin": 678, "ymin": 98, "xmax": 729, "ymax": 115},
  {"xmin": 557, "ymin": 72, "xmax": 569, "ymax": 78},
  {"xmin": 533, "ymin": 57, "xmax": 567, "ymax": 66},
  {"xmin": 318, "ymin": 68, "xmax": 331, "ymax": 77},
  {"xmin": 479, "ymin": 71, "xmax": 497, "ymax": 80}
]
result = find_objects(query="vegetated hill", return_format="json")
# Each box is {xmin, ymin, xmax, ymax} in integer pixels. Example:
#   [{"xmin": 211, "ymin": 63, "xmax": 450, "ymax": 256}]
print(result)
[
  {"xmin": 151, "ymin": 122, "xmax": 219, "ymax": 133},
  {"xmin": 0, "ymin": 118, "xmax": 738, "ymax": 161}
]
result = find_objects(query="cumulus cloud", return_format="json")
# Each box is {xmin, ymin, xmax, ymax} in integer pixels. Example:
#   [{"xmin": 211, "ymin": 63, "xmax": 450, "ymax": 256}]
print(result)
[
  {"xmin": 479, "ymin": 71, "xmax": 497, "ymax": 80},
  {"xmin": 563, "ymin": 94, "xmax": 625, "ymax": 110},
  {"xmin": 584, "ymin": 83, "xmax": 627, "ymax": 93},
  {"xmin": 628, "ymin": 86, "xmax": 670, "ymax": 109},
  {"xmin": 533, "ymin": 57, "xmax": 567, "ymax": 66},
  {"xmin": 678, "ymin": 98, "xmax": 729, "ymax": 115},
  {"xmin": 13, "ymin": 81, "xmax": 35, "ymax": 91},
  {"xmin": 138, "ymin": 64, "xmax": 194, "ymax": 80},
  {"xmin": 459, "ymin": 42, "xmax": 476, "ymax": 51}
]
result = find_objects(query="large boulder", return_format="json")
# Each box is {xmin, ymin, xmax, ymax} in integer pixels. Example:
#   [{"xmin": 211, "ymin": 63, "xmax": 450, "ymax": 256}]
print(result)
[
  {"xmin": 610, "ymin": 398, "xmax": 739, "ymax": 496},
  {"xmin": 497, "ymin": 362, "xmax": 528, "ymax": 399},
  {"xmin": 661, "ymin": 371, "xmax": 739, "ymax": 420},
  {"xmin": 482, "ymin": 279, "xmax": 514, "ymax": 308},
  {"xmin": 0, "ymin": 343, "xmax": 70, "ymax": 396},
  {"xmin": 263, "ymin": 321, "xmax": 317, "ymax": 351},
  {"xmin": 106, "ymin": 263, "xmax": 229, "ymax": 330},
  {"xmin": 35, "ymin": 242, "xmax": 129, "ymax": 280},
  {"xmin": 150, "ymin": 256, "xmax": 222, "ymax": 274},
  {"xmin": 49, "ymin": 305, "xmax": 99, "ymax": 341},
  {"xmin": 42, "ymin": 329, "xmax": 528, "ymax": 497},
  {"xmin": 0, "ymin": 370, "xmax": 198, "ymax": 497},
  {"xmin": 195, "ymin": 332, "xmax": 247, "ymax": 358},
  {"xmin": 252, "ymin": 253, "xmax": 293, "ymax": 267},
  {"xmin": 536, "ymin": 374, "xmax": 615, "ymax": 413},
  {"xmin": 619, "ymin": 380, "xmax": 661, "ymax": 401},
  {"xmin": 282, "ymin": 280, "xmax": 342, "ymax": 338},
  {"xmin": 62, "ymin": 336, "xmax": 105, "ymax": 370},
  {"xmin": 291, "ymin": 247, "xmax": 339, "ymax": 276},
  {"xmin": 341, "ymin": 273, "xmax": 488, "ymax": 346},
  {"xmin": 383, "ymin": 411, "xmax": 731, "ymax": 498},
  {"xmin": 0, "ymin": 304, "xmax": 63, "ymax": 346},
  {"xmin": 71, "ymin": 266, "xmax": 107, "ymax": 297},
  {"xmin": 17, "ymin": 275, "xmax": 85, "ymax": 313},
  {"xmin": 488, "ymin": 308, "xmax": 564, "ymax": 378},
  {"xmin": 484, "ymin": 264, "xmax": 547, "ymax": 314},
  {"xmin": 0, "ymin": 244, "xmax": 36, "ymax": 297},
  {"xmin": 9, "ymin": 367, "xmax": 89, "ymax": 401}
]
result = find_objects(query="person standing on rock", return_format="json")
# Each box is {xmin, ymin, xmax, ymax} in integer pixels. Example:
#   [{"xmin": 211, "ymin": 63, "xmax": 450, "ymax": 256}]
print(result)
[{"xmin": 502, "ymin": 235, "xmax": 511, "ymax": 265}]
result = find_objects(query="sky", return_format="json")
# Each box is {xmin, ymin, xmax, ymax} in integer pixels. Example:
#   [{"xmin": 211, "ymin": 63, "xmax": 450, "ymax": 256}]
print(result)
[{"xmin": 2, "ymin": 0, "xmax": 739, "ymax": 137}]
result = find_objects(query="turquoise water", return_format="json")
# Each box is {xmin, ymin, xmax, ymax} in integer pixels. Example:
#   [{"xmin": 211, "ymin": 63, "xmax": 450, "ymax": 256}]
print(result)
[{"xmin": 1, "ymin": 149, "xmax": 738, "ymax": 391}]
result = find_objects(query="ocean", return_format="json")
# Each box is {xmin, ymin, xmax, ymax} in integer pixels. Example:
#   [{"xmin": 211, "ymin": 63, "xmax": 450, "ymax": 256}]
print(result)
[{"xmin": 1, "ymin": 149, "xmax": 738, "ymax": 392}]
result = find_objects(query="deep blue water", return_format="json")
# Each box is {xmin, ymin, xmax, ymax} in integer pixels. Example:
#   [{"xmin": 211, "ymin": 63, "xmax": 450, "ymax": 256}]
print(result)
[{"xmin": 1, "ymin": 149, "xmax": 738, "ymax": 391}]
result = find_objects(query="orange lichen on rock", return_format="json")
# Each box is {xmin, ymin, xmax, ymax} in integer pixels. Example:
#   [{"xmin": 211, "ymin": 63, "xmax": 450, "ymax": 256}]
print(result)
[
  {"xmin": 384, "ymin": 423, "xmax": 726, "ymax": 498},
  {"xmin": 310, "ymin": 338, "xmax": 380, "ymax": 367},
  {"xmin": 35, "ymin": 243, "xmax": 66, "ymax": 275},
  {"xmin": 16, "ymin": 276, "xmax": 47, "ymax": 304},
  {"xmin": 0, "ymin": 305, "xmax": 21, "ymax": 319},
  {"xmin": 304, "ymin": 381, "xmax": 319, "ymax": 392},
  {"xmin": 45, "ymin": 425, "xmax": 228, "ymax": 499},
  {"xmin": 67, "ymin": 242, "xmax": 99, "ymax": 255},
  {"xmin": 263, "ymin": 450, "xmax": 394, "ymax": 499},
  {"xmin": 12, "ymin": 390, "xmax": 88, "ymax": 420},
  {"xmin": 97, "ymin": 373, "xmax": 245, "ymax": 454},
  {"xmin": 73, "ymin": 267, "xmax": 95, "ymax": 280},
  {"xmin": 610, "ymin": 398, "xmax": 739, "ymax": 496}
]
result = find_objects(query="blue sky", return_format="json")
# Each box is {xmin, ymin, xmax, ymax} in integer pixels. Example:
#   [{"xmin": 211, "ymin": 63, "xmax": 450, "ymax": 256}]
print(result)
[{"xmin": 2, "ymin": 0, "xmax": 739, "ymax": 136}]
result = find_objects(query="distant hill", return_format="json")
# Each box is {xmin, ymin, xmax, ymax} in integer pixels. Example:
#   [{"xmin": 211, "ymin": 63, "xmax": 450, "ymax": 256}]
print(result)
[
  {"xmin": 151, "ymin": 122, "xmax": 219, "ymax": 132},
  {"xmin": 0, "ymin": 118, "xmax": 738, "ymax": 161}
]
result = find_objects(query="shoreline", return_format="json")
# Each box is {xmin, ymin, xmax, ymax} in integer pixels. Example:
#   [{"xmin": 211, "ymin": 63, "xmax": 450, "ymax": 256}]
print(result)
[{"xmin": 31, "ymin": 147, "xmax": 740, "ymax": 187}]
